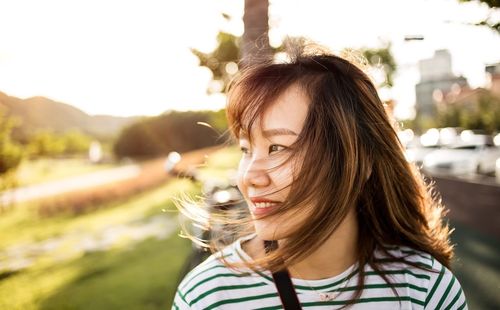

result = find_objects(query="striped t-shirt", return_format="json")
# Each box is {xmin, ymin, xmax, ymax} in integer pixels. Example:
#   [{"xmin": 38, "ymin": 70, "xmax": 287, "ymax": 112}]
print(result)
[{"xmin": 173, "ymin": 235, "xmax": 467, "ymax": 309}]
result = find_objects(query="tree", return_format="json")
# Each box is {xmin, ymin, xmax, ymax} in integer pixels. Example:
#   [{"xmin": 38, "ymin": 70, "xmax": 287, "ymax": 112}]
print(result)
[
  {"xmin": 241, "ymin": 0, "xmax": 272, "ymax": 67},
  {"xmin": 192, "ymin": 2, "xmax": 397, "ymax": 99},
  {"xmin": 113, "ymin": 110, "xmax": 227, "ymax": 159},
  {"xmin": 191, "ymin": 0, "xmax": 272, "ymax": 95},
  {"xmin": 436, "ymin": 90, "xmax": 500, "ymax": 133},
  {"xmin": 0, "ymin": 111, "xmax": 23, "ymax": 195},
  {"xmin": 458, "ymin": 0, "xmax": 499, "ymax": 34},
  {"xmin": 27, "ymin": 130, "xmax": 65, "ymax": 157},
  {"xmin": 191, "ymin": 32, "xmax": 240, "ymax": 94},
  {"xmin": 61, "ymin": 130, "xmax": 92, "ymax": 155},
  {"xmin": 360, "ymin": 43, "xmax": 397, "ymax": 88}
]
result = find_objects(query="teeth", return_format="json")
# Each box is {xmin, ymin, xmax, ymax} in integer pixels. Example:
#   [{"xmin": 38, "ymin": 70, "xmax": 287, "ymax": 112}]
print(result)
[{"xmin": 254, "ymin": 202, "xmax": 279, "ymax": 209}]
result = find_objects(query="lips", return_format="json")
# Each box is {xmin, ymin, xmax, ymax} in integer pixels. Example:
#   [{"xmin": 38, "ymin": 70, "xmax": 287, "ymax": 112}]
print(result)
[{"xmin": 249, "ymin": 197, "xmax": 281, "ymax": 216}]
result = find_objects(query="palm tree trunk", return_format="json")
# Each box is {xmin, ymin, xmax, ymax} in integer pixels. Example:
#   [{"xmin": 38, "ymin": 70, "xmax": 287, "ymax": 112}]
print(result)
[{"xmin": 241, "ymin": 0, "xmax": 271, "ymax": 67}]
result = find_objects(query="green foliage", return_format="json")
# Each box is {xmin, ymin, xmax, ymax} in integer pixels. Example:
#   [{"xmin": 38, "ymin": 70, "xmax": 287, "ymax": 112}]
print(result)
[
  {"xmin": 26, "ymin": 130, "xmax": 92, "ymax": 157},
  {"xmin": 437, "ymin": 92, "xmax": 500, "ymax": 134},
  {"xmin": 193, "ymin": 30, "xmax": 398, "ymax": 98},
  {"xmin": 27, "ymin": 131, "xmax": 65, "ymax": 157},
  {"xmin": 361, "ymin": 43, "xmax": 397, "ymax": 88},
  {"xmin": 459, "ymin": 0, "xmax": 499, "ymax": 9},
  {"xmin": 209, "ymin": 109, "xmax": 230, "ymax": 133},
  {"xmin": 113, "ymin": 110, "xmax": 228, "ymax": 159},
  {"xmin": 62, "ymin": 129, "xmax": 92, "ymax": 154},
  {"xmin": 191, "ymin": 32, "xmax": 240, "ymax": 94},
  {"xmin": 0, "ymin": 111, "xmax": 24, "ymax": 176},
  {"xmin": 458, "ymin": 0, "xmax": 499, "ymax": 34}
]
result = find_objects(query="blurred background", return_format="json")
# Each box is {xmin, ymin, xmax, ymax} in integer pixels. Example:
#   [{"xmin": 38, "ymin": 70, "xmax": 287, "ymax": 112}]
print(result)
[{"xmin": 0, "ymin": 0, "xmax": 499, "ymax": 309}]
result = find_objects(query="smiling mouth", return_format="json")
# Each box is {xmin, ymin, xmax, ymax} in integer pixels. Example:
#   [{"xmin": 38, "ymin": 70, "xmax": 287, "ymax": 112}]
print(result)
[
  {"xmin": 249, "ymin": 199, "xmax": 282, "ymax": 216},
  {"xmin": 254, "ymin": 202, "xmax": 280, "ymax": 209}
]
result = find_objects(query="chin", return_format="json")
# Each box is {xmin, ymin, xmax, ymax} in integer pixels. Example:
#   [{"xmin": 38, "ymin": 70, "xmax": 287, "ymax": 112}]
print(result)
[{"xmin": 253, "ymin": 218, "xmax": 288, "ymax": 241}]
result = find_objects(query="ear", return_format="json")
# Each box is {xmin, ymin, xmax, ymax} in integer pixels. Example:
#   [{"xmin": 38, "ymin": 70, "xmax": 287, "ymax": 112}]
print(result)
[{"xmin": 365, "ymin": 162, "xmax": 372, "ymax": 182}]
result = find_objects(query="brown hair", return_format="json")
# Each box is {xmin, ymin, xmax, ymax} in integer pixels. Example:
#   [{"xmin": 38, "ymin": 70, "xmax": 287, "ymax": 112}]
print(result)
[{"xmin": 184, "ymin": 43, "xmax": 453, "ymax": 303}]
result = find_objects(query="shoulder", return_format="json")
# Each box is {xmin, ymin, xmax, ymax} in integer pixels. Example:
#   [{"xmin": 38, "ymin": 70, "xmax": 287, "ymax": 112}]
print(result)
[
  {"xmin": 423, "ymin": 254, "xmax": 468, "ymax": 309},
  {"xmin": 375, "ymin": 246, "xmax": 467, "ymax": 310},
  {"xmin": 172, "ymin": 237, "xmax": 264, "ymax": 309},
  {"xmin": 173, "ymin": 248, "xmax": 236, "ymax": 307}
]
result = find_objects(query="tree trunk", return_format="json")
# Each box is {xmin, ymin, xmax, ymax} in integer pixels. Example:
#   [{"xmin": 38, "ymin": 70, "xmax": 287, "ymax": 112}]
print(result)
[{"xmin": 241, "ymin": 0, "xmax": 271, "ymax": 67}]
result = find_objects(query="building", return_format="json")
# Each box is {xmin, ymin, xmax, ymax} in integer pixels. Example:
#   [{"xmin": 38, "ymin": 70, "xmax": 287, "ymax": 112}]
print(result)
[
  {"xmin": 415, "ymin": 50, "xmax": 468, "ymax": 121},
  {"xmin": 434, "ymin": 62, "xmax": 500, "ymax": 134},
  {"xmin": 485, "ymin": 62, "xmax": 500, "ymax": 97}
]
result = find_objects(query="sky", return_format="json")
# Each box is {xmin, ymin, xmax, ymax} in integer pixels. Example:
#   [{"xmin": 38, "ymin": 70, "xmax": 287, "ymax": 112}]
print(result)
[{"xmin": 0, "ymin": 0, "xmax": 499, "ymax": 119}]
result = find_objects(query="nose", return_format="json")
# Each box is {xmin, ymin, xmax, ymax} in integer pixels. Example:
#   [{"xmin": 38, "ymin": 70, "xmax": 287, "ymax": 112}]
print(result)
[{"xmin": 242, "ymin": 159, "xmax": 271, "ymax": 188}]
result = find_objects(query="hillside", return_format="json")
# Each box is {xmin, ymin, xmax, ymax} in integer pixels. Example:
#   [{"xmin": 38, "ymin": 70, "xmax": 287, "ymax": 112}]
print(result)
[{"xmin": 0, "ymin": 91, "xmax": 138, "ymax": 140}]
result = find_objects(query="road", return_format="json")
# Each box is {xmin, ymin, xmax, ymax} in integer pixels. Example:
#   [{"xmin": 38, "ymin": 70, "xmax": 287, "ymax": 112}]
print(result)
[
  {"xmin": 0, "ymin": 164, "xmax": 141, "ymax": 205},
  {"xmin": 0, "ymin": 146, "xmax": 222, "ymax": 206}
]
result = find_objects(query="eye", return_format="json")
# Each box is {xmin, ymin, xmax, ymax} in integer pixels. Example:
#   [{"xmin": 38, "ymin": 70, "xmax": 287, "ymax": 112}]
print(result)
[
  {"xmin": 240, "ymin": 146, "xmax": 250, "ymax": 155},
  {"xmin": 269, "ymin": 144, "xmax": 286, "ymax": 154}
]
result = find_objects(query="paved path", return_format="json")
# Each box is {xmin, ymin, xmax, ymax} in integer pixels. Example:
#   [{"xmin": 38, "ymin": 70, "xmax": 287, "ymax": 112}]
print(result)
[
  {"xmin": 0, "ymin": 214, "xmax": 176, "ymax": 272},
  {"xmin": 0, "ymin": 165, "xmax": 141, "ymax": 205}
]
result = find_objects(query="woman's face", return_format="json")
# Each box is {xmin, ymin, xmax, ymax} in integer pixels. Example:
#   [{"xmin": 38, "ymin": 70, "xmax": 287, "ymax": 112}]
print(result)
[{"xmin": 237, "ymin": 84, "xmax": 309, "ymax": 240}]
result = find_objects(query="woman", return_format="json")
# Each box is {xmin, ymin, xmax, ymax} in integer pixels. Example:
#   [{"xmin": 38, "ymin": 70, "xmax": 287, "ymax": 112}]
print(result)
[{"xmin": 173, "ymin": 44, "xmax": 467, "ymax": 309}]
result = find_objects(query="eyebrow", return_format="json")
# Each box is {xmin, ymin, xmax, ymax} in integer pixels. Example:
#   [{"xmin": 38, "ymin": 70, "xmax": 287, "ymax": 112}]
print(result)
[{"xmin": 240, "ymin": 128, "xmax": 298, "ymax": 139}]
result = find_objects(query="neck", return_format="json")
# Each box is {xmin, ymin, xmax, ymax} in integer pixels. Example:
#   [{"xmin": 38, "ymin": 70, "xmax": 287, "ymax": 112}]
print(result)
[
  {"xmin": 289, "ymin": 208, "xmax": 358, "ymax": 279},
  {"xmin": 243, "ymin": 208, "xmax": 359, "ymax": 280}
]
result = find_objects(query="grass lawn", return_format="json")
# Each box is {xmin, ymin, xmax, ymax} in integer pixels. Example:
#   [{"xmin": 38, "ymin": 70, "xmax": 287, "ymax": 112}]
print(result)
[
  {"xmin": 0, "ymin": 146, "xmax": 241, "ymax": 309},
  {"xmin": 1, "ymin": 235, "xmax": 190, "ymax": 310},
  {"xmin": 0, "ymin": 179, "xmax": 197, "ymax": 309},
  {"xmin": 15, "ymin": 157, "xmax": 118, "ymax": 187}
]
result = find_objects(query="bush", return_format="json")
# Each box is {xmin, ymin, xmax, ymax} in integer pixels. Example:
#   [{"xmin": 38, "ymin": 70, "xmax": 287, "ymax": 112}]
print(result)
[{"xmin": 113, "ymin": 110, "xmax": 228, "ymax": 159}]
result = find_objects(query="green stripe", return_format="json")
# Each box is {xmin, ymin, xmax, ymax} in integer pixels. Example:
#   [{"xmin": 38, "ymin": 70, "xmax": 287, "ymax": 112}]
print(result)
[
  {"xmin": 205, "ymin": 292, "xmax": 278, "ymax": 310},
  {"xmin": 401, "ymin": 249, "xmax": 432, "ymax": 262},
  {"xmin": 293, "ymin": 268, "xmax": 359, "ymax": 291},
  {"xmin": 374, "ymin": 258, "xmax": 433, "ymax": 270},
  {"xmin": 256, "ymin": 306, "xmax": 283, "ymax": 310},
  {"xmin": 435, "ymin": 275, "xmax": 456, "ymax": 309},
  {"xmin": 192, "ymin": 281, "xmax": 428, "ymax": 308},
  {"xmin": 293, "ymin": 269, "xmax": 429, "ymax": 292},
  {"xmin": 177, "ymin": 290, "xmax": 190, "ymax": 306},
  {"xmin": 400, "ymin": 250, "xmax": 433, "ymax": 269},
  {"xmin": 181, "ymin": 264, "xmax": 226, "ymax": 290},
  {"xmin": 206, "ymin": 294, "xmax": 424, "ymax": 310},
  {"xmin": 172, "ymin": 302, "xmax": 179, "ymax": 310},
  {"xmin": 333, "ymin": 283, "xmax": 427, "ymax": 293},
  {"xmin": 444, "ymin": 286, "xmax": 464, "ymax": 310},
  {"xmin": 185, "ymin": 267, "xmax": 430, "ymax": 300},
  {"xmin": 302, "ymin": 295, "xmax": 425, "ymax": 307},
  {"xmin": 369, "ymin": 269, "xmax": 430, "ymax": 280},
  {"xmin": 457, "ymin": 300, "xmax": 467, "ymax": 310},
  {"xmin": 180, "ymin": 253, "xmax": 233, "ymax": 290},
  {"xmin": 382, "ymin": 247, "xmax": 433, "ymax": 268},
  {"xmin": 198, "ymin": 286, "xmax": 427, "ymax": 309},
  {"xmin": 184, "ymin": 273, "xmax": 249, "ymax": 298},
  {"xmin": 425, "ymin": 264, "xmax": 446, "ymax": 306},
  {"xmin": 190, "ymin": 282, "xmax": 267, "ymax": 306}
]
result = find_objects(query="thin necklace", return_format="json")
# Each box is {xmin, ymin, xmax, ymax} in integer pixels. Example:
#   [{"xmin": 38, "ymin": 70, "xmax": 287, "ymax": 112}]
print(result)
[{"xmin": 290, "ymin": 267, "xmax": 350, "ymax": 302}]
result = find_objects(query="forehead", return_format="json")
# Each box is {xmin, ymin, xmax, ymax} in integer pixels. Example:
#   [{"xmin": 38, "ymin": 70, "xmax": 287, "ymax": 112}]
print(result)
[{"xmin": 258, "ymin": 84, "xmax": 309, "ymax": 135}]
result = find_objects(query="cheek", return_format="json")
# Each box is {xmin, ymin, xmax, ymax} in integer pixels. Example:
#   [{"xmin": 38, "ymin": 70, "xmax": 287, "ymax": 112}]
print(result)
[
  {"xmin": 236, "ymin": 158, "xmax": 248, "ymax": 195},
  {"xmin": 268, "ymin": 163, "xmax": 294, "ymax": 195}
]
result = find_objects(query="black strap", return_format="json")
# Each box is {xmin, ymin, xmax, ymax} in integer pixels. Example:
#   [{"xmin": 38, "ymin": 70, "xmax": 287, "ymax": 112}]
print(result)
[{"xmin": 264, "ymin": 240, "xmax": 302, "ymax": 310}]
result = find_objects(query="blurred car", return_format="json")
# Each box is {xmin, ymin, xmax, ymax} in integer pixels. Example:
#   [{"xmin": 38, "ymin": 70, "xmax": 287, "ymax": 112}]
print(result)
[
  {"xmin": 404, "ymin": 127, "xmax": 463, "ymax": 167},
  {"xmin": 405, "ymin": 144, "xmax": 441, "ymax": 167},
  {"xmin": 164, "ymin": 151, "xmax": 182, "ymax": 175},
  {"xmin": 422, "ymin": 135, "xmax": 500, "ymax": 176}
]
